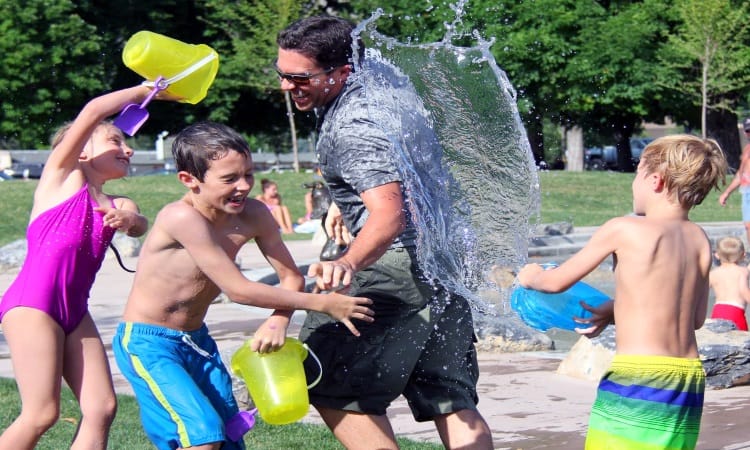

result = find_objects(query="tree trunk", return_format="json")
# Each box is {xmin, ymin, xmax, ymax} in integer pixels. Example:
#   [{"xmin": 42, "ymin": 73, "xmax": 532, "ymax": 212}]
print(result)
[
  {"xmin": 524, "ymin": 113, "xmax": 545, "ymax": 166},
  {"xmin": 614, "ymin": 121, "xmax": 636, "ymax": 172},
  {"xmin": 565, "ymin": 126, "xmax": 584, "ymax": 172},
  {"xmin": 706, "ymin": 108, "xmax": 741, "ymax": 170},
  {"xmin": 284, "ymin": 91, "xmax": 300, "ymax": 173}
]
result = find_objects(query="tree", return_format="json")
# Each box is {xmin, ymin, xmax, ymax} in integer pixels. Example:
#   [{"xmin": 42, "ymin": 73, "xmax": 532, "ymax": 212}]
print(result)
[
  {"xmin": 568, "ymin": 0, "xmax": 672, "ymax": 171},
  {"xmin": 0, "ymin": 0, "xmax": 107, "ymax": 148},
  {"xmin": 467, "ymin": 0, "xmax": 595, "ymax": 166},
  {"xmin": 202, "ymin": 0, "xmax": 316, "ymax": 167},
  {"xmin": 658, "ymin": 0, "xmax": 750, "ymax": 168}
]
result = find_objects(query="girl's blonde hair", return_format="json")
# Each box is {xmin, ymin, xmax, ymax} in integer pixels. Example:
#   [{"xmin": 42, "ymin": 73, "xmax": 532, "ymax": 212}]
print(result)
[
  {"xmin": 716, "ymin": 236, "xmax": 745, "ymax": 263},
  {"xmin": 49, "ymin": 120, "xmax": 117, "ymax": 150},
  {"xmin": 639, "ymin": 134, "xmax": 727, "ymax": 209},
  {"xmin": 50, "ymin": 121, "xmax": 74, "ymax": 149}
]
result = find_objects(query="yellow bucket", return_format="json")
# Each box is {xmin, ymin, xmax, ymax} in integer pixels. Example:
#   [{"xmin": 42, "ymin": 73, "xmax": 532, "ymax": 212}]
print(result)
[
  {"xmin": 231, "ymin": 337, "xmax": 321, "ymax": 425},
  {"xmin": 122, "ymin": 30, "xmax": 219, "ymax": 104}
]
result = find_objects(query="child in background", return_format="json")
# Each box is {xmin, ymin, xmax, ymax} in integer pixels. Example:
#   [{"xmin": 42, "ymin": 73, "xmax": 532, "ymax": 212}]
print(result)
[
  {"xmin": 518, "ymin": 134, "xmax": 727, "ymax": 449},
  {"xmin": 709, "ymin": 236, "xmax": 750, "ymax": 331},
  {"xmin": 113, "ymin": 121, "xmax": 373, "ymax": 450},
  {"xmin": 255, "ymin": 178, "xmax": 295, "ymax": 234},
  {"xmin": 0, "ymin": 86, "xmax": 161, "ymax": 449}
]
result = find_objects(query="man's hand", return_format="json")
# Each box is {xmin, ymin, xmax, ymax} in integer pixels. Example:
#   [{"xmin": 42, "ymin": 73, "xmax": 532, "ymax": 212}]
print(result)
[
  {"xmin": 308, "ymin": 259, "xmax": 356, "ymax": 292},
  {"xmin": 719, "ymin": 191, "xmax": 730, "ymax": 206},
  {"xmin": 324, "ymin": 202, "xmax": 352, "ymax": 245}
]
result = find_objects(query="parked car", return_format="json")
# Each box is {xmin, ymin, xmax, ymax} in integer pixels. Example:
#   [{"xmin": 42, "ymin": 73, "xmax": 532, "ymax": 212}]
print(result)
[
  {"xmin": 3, "ymin": 161, "xmax": 44, "ymax": 179},
  {"xmin": 584, "ymin": 137, "xmax": 654, "ymax": 171}
]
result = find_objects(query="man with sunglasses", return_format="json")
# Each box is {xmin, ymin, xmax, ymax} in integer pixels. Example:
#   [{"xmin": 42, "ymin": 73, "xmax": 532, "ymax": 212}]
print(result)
[
  {"xmin": 719, "ymin": 117, "xmax": 750, "ymax": 245},
  {"xmin": 276, "ymin": 16, "xmax": 493, "ymax": 450}
]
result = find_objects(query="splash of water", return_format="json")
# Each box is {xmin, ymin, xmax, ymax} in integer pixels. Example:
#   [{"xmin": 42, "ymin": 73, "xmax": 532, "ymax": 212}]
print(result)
[{"xmin": 351, "ymin": 9, "xmax": 539, "ymax": 319}]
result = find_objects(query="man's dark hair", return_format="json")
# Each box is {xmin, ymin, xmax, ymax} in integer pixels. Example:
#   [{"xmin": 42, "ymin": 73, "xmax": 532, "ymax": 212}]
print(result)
[
  {"xmin": 277, "ymin": 16, "xmax": 359, "ymax": 69},
  {"xmin": 172, "ymin": 121, "xmax": 250, "ymax": 181}
]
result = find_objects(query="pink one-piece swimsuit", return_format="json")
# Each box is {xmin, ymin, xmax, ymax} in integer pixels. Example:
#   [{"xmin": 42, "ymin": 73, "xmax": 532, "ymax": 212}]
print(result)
[{"xmin": 0, "ymin": 184, "xmax": 115, "ymax": 334}]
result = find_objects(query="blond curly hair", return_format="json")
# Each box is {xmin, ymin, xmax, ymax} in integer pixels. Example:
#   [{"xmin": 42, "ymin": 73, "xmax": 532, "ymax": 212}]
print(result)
[{"xmin": 639, "ymin": 134, "xmax": 727, "ymax": 209}]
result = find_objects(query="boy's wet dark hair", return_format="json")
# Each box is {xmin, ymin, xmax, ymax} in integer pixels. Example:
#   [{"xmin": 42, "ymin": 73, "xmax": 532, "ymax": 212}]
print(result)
[
  {"xmin": 172, "ymin": 121, "xmax": 250, "ymax": 181},
  {"xmin": 277, "ymin": 15, "xmax": 362, "ymax": 69}
]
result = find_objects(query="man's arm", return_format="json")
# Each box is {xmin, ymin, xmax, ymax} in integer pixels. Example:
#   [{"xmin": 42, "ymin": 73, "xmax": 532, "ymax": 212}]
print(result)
[
  {"xmin": 719, "ymin": 172, "xmax": 741, "ymax": 205},
  {"xmin": 720, "ymin": 145, "xmax": 750, "ymax": 205},
  {"xmin": 309, "ymin": 182, "xmax": 405, "ymax": 291}
]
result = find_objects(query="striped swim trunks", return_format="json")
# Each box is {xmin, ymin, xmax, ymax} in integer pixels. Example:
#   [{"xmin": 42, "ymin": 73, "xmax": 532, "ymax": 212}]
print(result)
[{"xmin": 585, "ymin": 354, "xmax": 704, "ymax": 450}]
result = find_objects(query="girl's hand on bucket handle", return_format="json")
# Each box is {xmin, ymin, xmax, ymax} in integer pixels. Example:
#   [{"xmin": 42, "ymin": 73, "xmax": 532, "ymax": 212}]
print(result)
[{"xmin": 326, "ymin": 293, "xmax": 374, "ymax": 336}]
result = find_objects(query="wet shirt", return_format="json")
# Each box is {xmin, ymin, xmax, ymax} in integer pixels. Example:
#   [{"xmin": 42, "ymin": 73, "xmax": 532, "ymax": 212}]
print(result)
[{"xmin": 315, "ymin": 81, "xmax": 417, "ymax": 248}]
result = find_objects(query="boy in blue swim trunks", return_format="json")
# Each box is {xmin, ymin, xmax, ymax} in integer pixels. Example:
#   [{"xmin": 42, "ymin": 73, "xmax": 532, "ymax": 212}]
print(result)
[{"xmin": 113, "ymin": 121, "xmax": 373, "ymax": 450}]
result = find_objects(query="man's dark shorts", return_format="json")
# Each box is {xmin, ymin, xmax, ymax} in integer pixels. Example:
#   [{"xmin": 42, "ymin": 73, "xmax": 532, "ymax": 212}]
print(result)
[{"xmin": 299, "ymin": 246, "xmax": 480, "ymax": 421}]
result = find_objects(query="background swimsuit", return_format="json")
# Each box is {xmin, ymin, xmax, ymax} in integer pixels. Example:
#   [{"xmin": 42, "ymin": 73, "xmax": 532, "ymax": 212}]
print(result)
[
  {"xmin": 0, "ymin": 184, "xmax": 114, "ymax": 334},
  {"xmin": 710, "ymin": 303, "xmax": 748, "ymax": 331}
]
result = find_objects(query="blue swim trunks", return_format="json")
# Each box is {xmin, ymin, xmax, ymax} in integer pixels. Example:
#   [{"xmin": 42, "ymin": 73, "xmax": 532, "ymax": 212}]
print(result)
[
  {"xmin": 741, "ymin": 186, "xmax": 750, "ymax": 222},
  {"xmin": 113, "ymin": 322, "xmax": 244, "ymax": 450}
]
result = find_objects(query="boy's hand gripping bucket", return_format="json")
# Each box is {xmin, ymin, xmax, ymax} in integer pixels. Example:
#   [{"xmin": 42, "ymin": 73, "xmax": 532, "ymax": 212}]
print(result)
[
  {"xmin": 121, "ymin": 30, "xmax": 219, "ymax": 104},
  {"xmin": 231, "ymin": 337, "xmax": 322, "ymax": 425}
]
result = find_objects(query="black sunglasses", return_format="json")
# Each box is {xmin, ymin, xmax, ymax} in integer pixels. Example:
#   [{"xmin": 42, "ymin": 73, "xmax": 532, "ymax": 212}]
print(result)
[{"xmin": 274, "ymin": 63, "xmax": 335, "ymax": 86}]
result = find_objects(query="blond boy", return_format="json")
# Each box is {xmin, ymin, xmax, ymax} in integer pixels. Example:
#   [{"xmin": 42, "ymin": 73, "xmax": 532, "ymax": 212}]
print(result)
[
  {"xmin": 518, "ymin": 134, "xmax": 727, "ymax": 449},
  {"xmin": 709, "ymin": 236, "xmax": 750, "ymax": 331}
]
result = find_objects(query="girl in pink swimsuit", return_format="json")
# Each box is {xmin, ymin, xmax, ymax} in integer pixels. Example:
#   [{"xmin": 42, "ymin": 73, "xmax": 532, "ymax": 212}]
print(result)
[{"xmin": 0, "ymin": 86, "xmax": 170, "ymax": 448}]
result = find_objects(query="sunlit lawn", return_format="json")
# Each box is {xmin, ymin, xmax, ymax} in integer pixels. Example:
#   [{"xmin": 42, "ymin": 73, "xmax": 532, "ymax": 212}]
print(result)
[
  {"xmin": 534, "ymin": 170, "xmax": 739, "ymax": 226},
  {"xmin": 0, "ymin": 378, "xmax": 441, "ymax": 449},
  {"xmin": 0, "ymin": 169, "xmax": 741, "ymax": 247}
]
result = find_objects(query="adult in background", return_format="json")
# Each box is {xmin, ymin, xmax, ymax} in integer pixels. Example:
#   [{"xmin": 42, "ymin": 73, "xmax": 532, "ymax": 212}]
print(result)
[
  {"xmin": 719, "ymin": 117, "xmax": 750, "ymax": 245},
  {"xmin": 276, "ymin": 16, "xmax": 493, "ymax": 449}
]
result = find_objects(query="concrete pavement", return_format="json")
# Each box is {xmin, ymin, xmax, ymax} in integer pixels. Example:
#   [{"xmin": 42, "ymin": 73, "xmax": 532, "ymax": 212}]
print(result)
[{"xmin": 1, "ymin": 226, "xmax": 750, "ymax": 449}]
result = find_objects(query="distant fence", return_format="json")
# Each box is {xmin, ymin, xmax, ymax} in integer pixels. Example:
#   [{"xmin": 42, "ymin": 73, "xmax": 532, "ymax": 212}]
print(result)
[{"xmin": 2, "ymin": 150, "xmax": 318, "ymax": 174}]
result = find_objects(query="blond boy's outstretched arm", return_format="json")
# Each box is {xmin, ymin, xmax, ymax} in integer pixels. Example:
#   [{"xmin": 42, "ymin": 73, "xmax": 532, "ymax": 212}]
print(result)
[{"xmin": 518, "ymin": 218, "xmax": 622, "ymax": 293}]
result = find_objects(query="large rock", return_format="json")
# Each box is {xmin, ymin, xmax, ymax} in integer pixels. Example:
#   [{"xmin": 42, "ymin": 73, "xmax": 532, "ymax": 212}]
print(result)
[
  {"xmin": 557, "ymin": 319, "xmax": 750, "ymax": 389},
  {"xmin": 556, "ymin": 333, "xmax": 614, "ymax": 381},
  {"xmin": 699, "ymin": 320, "xmax": 750, "ymax": 388},
  {"xmin": 475, "ymin": 314, "xmax": 555, "ymax": 352}
]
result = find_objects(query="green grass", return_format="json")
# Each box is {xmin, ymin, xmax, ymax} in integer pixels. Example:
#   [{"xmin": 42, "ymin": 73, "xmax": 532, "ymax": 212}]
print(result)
[
  {"xmin": 0, "ymin": 378, "xmax": 441, "ymax": 449},
  {"xmin": 534, "ymin": 170, "xmax": 740, "ymax": 226},
  {"xmin": 0, "ymin": 170, "xmax": 741, "ymax": 247},
  {"xmin": 0, "ymin": 171, "xmax": 319, "ymax": 247}
]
